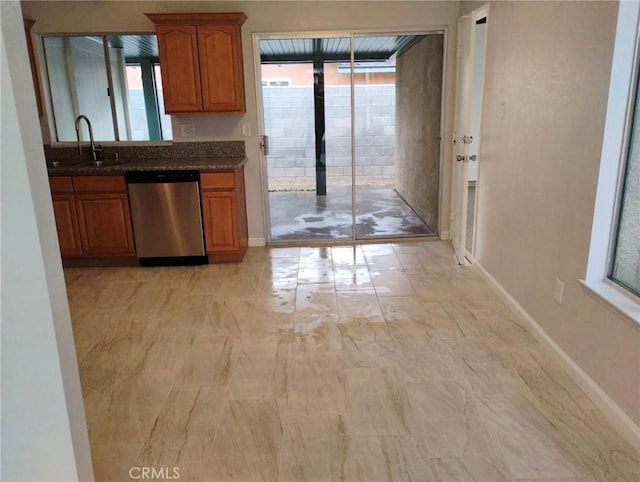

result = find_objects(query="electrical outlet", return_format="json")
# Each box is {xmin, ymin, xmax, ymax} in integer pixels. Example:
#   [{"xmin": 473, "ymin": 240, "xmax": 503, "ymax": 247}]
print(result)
[
  {"xmin": 180, "ymin": 122, "xmax": 195, "ymax": 138},
  {"xmin": 554, "ymin": 278, "xmax": 565, "ymax": 304}
]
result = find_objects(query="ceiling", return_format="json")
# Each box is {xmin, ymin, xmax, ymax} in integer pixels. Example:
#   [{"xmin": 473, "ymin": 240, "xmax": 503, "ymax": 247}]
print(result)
[{"xmin": 260, "ymin": 35, "xmax": 426, "ymax": 63}]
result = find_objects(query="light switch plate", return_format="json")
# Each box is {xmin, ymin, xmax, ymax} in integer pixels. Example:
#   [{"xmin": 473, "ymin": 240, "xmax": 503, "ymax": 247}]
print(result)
[{"xmin": 242, "ymin": 123, "xmax": 251, "ymax": 137}]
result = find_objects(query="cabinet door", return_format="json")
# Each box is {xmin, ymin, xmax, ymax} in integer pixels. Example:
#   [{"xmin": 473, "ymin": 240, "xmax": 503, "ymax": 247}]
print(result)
[
  {"xmin": 198, "ymin": 25, "xmax": 245, "ymax": 113},
  {"xmin": 201, "ymin": 191, "xmax": 239, "ymax": 253},
  {"xmin": 75, "ymin": 193, "xmax": 135, "ymax": 256},
  {"xmin": 156, "ymin": 25, "xmax": 202, "ymax": 113},
  {"xmin": 52, "ymin": 194, "xmax": 82, "ymax": 257}
]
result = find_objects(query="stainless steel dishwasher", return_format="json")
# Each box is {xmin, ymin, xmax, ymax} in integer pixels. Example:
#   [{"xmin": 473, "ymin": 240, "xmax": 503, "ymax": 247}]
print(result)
[{"xmin": 126, "ymin": 170, "xmax": 207, "ymax": 266}]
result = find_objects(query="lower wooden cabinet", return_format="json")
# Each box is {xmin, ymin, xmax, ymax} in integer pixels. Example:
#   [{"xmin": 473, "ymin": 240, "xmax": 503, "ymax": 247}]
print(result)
[
  {"xmin": 49, "ymin": 174, "xmax": 135, "ymax": 260},
  {"xmin": 51, "ymin": 194, "xmax": 82, "ymax": 256},
  {"xmin": 201, "ymin": 191, "xmax": 239, "ymax": 253},
  {"xmin": 49, "ymin": 169, "xmax": 248, "ymax": 265},
  {"xmin": 200, "ymin": 167, "xmax": 248, "ymax": 262},
  {"xmin": 75, "ymin": 193, "xmax": 135, "ymax": 256}
]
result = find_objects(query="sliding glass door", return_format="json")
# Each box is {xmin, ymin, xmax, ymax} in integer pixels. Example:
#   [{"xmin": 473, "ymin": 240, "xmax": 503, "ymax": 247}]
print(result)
[{"xmin": 259, "ymin": 32, "xmax": 443, "ymax": 243}]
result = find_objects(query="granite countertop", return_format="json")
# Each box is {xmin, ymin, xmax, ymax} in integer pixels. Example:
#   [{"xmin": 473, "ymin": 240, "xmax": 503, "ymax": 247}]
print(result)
[
  {"xmin": 47, "ymin": 156, "xmax": 247, "ymax": 175},
  {"xmin": 45, "ymin": 141, "xmax": 247, "ymax": 175}
]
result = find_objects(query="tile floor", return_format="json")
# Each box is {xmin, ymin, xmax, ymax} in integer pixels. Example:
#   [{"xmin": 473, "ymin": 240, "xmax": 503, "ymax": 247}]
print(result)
[{"xmin": 64, "ymin": 241, "xmax": 640, "ymax": 482}]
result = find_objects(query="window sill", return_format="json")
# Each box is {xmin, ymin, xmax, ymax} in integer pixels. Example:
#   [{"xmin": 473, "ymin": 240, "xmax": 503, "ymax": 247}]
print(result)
[{"xmin": 580, "ymin": 279, "xmax": 640, "ymax": 329}]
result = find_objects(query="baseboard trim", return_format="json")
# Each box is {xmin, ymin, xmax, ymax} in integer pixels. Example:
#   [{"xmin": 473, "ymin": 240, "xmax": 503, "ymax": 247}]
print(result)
[
  {"xmin": 248, "ymin": 237, "xmax": 266, "ymax": 247},
  {"xmin": 472, "ymin": 258, "xmax": 640, "ymax": 452}
]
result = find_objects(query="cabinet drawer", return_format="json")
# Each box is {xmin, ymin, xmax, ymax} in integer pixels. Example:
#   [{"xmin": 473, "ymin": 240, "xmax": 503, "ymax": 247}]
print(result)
[
  {"xmin": 49, "ymin": 176, "xmax": 73, "ymax": 193},
  {"xmin": 73, "ymin": 175, "xmax": 126, "ymax": 192},
  {"xmin": 201, "ymin": 171, "xmax": 235, "ymax": 190}
]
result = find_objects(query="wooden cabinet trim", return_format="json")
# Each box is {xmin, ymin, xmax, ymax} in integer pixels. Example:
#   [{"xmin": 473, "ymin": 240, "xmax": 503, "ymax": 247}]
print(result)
[
  {"xmin": 201, "ymin": 171, "xmax": 236, "ymax": 190},
  {"xmin": 49, "ymin": 176, "xmax": 74, "ymax": 193},
  {"xmin": 146, "ymin": 12, "xmax": 247, "ymax": 26},
  {"xmin": 72, "ymin": 175, "xmax": 126, "ymax": 192}
]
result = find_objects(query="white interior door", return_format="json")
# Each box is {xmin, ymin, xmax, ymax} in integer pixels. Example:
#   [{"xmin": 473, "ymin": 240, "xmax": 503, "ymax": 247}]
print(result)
[{"xmin": 451, "ymin": 15, "xmax": 474, "ymax": 264}]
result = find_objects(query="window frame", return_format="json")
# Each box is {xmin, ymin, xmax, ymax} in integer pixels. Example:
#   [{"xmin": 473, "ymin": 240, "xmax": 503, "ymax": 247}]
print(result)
[
  {"xmin": 609, "ymin": 68, "xmax": 640, "ymax": 297},
  {"xmin": 40, "ymin": 33, "xmax": 171, "ymax": 144},
  {"xmin": 582, "ymin": 0, "xmax": 640, "ymax": 325}
]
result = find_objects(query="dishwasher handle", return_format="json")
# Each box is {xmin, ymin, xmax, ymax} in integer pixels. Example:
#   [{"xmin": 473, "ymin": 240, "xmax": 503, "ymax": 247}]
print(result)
[{"xmin": 126, "ymin": 170, "xmax": 200, "ymax": 183}]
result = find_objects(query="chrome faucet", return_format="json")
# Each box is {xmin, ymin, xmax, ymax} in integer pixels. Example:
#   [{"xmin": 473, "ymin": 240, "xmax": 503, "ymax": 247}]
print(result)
[{"xmin": 74, "ymin": 115, "xmax": 100, "ymax": 161}]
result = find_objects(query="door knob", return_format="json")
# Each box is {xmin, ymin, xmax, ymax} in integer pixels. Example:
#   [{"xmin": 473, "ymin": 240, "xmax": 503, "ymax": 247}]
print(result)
[
  {"xmin": 468, "ymin": 155, "xmax": 477, "ymax": 161},
  {"xmin": 456, "ymin": 155, "xmax": 466, "ymax": 162}
]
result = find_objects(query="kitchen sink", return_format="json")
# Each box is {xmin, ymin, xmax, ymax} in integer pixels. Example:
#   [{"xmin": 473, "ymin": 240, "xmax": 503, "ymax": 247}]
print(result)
[{"xmin": 85, "ymin": 158, "xmax": 130, "ymax": 167}]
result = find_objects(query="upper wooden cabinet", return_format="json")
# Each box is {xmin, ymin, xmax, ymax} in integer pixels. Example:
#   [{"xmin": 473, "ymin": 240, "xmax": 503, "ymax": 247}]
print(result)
[{"xmin": 147, "ymin": 13, "xmax": 247, "ymax": 114}]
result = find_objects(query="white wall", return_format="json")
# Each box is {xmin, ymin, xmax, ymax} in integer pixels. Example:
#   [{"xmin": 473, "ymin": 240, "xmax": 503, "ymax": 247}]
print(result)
[
  {"xmin": 22, "ymin": 0, "xmax": 460, "ymax": 243},
  {"xmin": 462, "ymin": 0, "xmax": 640, "ymax": 429},
  {"xmin": 0, "ymin": 1, "xmax": 93, "ymax": 480}
]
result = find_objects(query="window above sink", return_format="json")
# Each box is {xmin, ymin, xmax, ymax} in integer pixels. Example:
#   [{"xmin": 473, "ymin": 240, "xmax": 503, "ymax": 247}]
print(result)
[{"xmin": 42, "ymin": 34, "xmax": 173, "ymax": 143}]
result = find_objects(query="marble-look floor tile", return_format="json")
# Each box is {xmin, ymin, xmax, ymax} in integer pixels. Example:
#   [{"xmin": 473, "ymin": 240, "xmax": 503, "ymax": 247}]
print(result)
[
  {"xmin": 254, "ymin": 282, "xmax": 298, "ymax": 314},
  {"xmin": 288, "ymin": 353, "xmax": 346, "ymax": 415},
  {"xmin": 331, "ymin": 245, "xmax": 367, "ymax": 266},
  {"xmin": 344, "ymin": 368, "xmax": 396, "ymax": 436},
  {"xmin": 337, "ymin": 290, "xmax": 385, "ymax": 323},
  {"xmin": 378, "ymin": 295, "xmax": 433, "ymax": 333},
  {"xmin": 137, "ymin": 386, "xmax": 227, "ymax": 466},
  {"xmin": 296, "ymin": 283, "xmax": 338, "ymax": 314},
  {"xmin": 298, "ymin": 258, "xmax": 335, "ymax": 284},
  {"xmin": 293, "ymin": 313, "xmax": 343, "ymax": 354},
  {"xmin": 445, "ymin": 338, "xmax": 526, "ymax": 394},
  {"xmin": 90, "ymin": 443, "xmax": 143, "ymax": 482},
  {"xmin": 228, "ymin": 341, "xmax": 289, "ymax": 400},
  {"xmin": 206, "ymin": 399, "xmax": 284, "ymax": 482},
  {"xmin": 339, "ymin": 321, "xmax": 397, "ymax": 369},
  {"xmin": 344, "ymin": 435, "xmax": 438, "ymax": 482},
  {"xmin": 334, "ymin": 265, "xmax": 374, "ymax": 290},
  {"xmin": 300, "ymin": 246, "xmax": 333, "ymax": 260},
  {"xmin": 429, "ymin": 456, "xmax": 511, "ymax": 482},
  {"xmin": 267, "ymin": 246, "xmax": 301, "ymax": 258},
  {"xmin": 90, "ymin": 379, "xmax": 171, "ymax": 444},
  {"xmin": 263, "ymin": 258, "xmax": 300, "ymax": 280},
  {"xmin": 177, "ymin": 335, "xmax": 235, "ymax": 386},
  {"xmin": 63, "ymin": 241, "xmax": 639, "ymax": 482},
  {"xmin": 200, "ymin": 301, "xmax": 242, "ymax": 336},
  {"xmin": 127, "ymin": 328, "xmax": 196, "ymax": 385},
  {"xmin": 392, "ymin": 335, "xmax": 458, "ymax": 382},
  {"xmin": 397, "ymin": 252, "xmax": 436, "ymax": 274},
  {"xmin": 363, "ymin": 251, "xmax": 402, "ymax": 271},
  {"xmin": 370, "ymin": 269, "xmax": 415, "ymax": 297},
  {"xmin": 473, "ymin": 391, "xmax": 590, "ymax": 480},
  {"xmin": 278, "ymin": 413, "xmax": 347, "ymax": 482},
  {"xmin": 405, "ymin": 380, "xmax": 497, "ymax": 458}
]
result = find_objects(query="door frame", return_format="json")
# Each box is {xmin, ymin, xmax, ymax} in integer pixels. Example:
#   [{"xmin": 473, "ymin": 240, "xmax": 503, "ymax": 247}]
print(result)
[
  {"xmin": 466, "ymin": 5, "xmax": 489, "ymax": 258},
  {"xmin": 450, "ymin": 4, "xmax": 489, "ymax": 263},
  {"xmin": 252, "ymin": 28, "xmax": 448, "ymax": 245}
]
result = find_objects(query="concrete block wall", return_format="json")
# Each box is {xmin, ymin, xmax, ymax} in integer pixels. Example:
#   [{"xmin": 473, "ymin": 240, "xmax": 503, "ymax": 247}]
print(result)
[{"xmin": 264, "ymin": 85, "xmax": 395, "ymax": 187}]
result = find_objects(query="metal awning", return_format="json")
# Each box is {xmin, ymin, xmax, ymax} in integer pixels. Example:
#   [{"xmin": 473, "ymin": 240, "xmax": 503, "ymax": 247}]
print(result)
[{"xmin": 260, "ymin": 35, "xmax": 425, "ymax": 63}]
